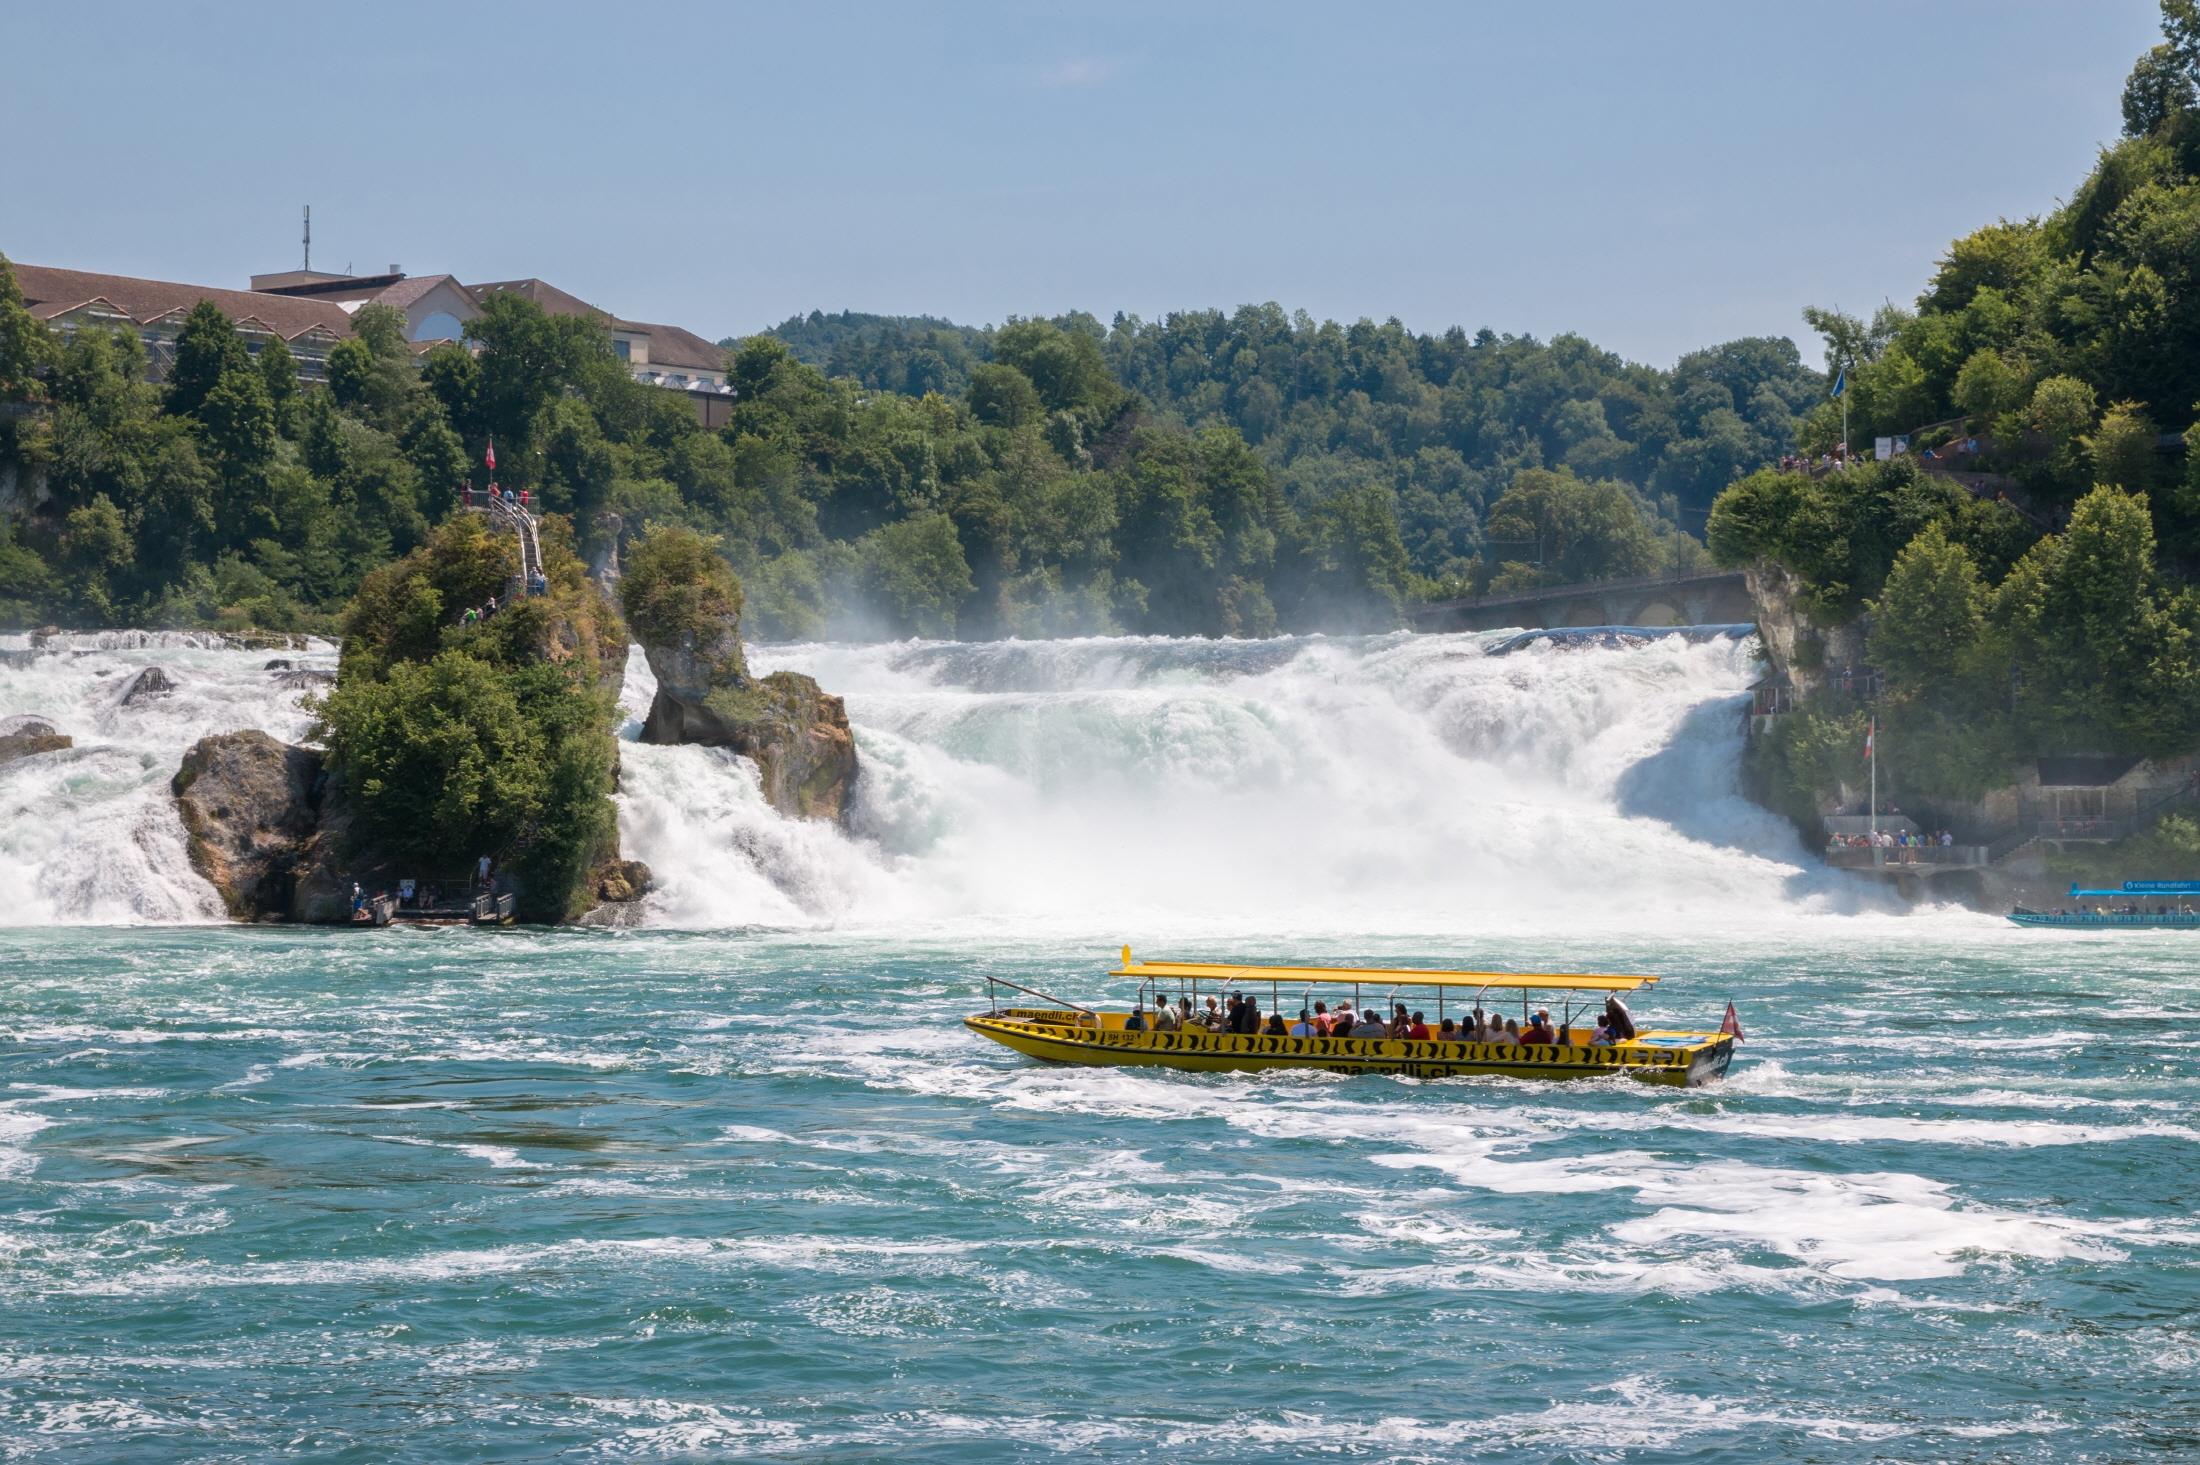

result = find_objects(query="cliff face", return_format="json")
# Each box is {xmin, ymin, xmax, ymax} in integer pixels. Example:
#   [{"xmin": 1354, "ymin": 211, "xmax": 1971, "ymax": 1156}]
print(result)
[{"xmin": 1744, "ymin": 560, "xmax": 1867, "ymax": 699}]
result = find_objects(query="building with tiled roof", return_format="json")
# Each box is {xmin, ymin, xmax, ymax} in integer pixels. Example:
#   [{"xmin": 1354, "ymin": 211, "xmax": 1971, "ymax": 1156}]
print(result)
[
  {"xmin": 13, "ymin": 263, "xmax": 355, "ymax": 382},
  {"xmin": 468, "ymin": 278, "xmax": 729, "ymax": 393},
  {"xmin": 15, "ymin": 257, "xmax": 728, "ymax": 418},
  {"xmin": 251, "ymin": 268, "xmax": 478, "ymax": 344}
]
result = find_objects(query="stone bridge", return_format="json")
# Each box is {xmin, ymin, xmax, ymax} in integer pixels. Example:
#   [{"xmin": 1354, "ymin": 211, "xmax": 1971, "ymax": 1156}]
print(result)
[{"xmin": 1409, "ymin": 569, "xmax": 1756, "ymax": 633}]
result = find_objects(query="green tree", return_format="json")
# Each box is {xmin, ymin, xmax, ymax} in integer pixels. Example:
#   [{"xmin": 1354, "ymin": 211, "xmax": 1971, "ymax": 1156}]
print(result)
[
  {"xmin": 967, "ymin": 362, "xmax": 1042, "ymax": 428},
  {"xmin": 164, "ymin": 301, "xmax": 249, "ymax": 418},
  {"xmin": 1867, "ymin": 523, "xmax": 1987, "ymax": 687},
  {"xmin": 255, "ymin": 334, "xmax": 298, "ymax": 421},
  {"xmin": 1482, "ymin": 467, "xmax": 1663, "ymax": 585},
  {"xmin": 1952, "ymin": 348, "xmax": 2029, "ymax": 418},
  {"xmin": 619, "ymin": 523, "xmax": 744, "ymax": 676},
  {"xmin": 2086, "ymin": 400, "xmax": 2161, "ymax": 492},
  {"xmin": 0, "ymin": 253, "xmax": 57, "ymax": 402},
  {"xmin": 857, "ymin": 511, "xmax": 975, "ymax": 636},
  {"xmin": 1997, "ymin": 486, "xmax": 2199, "ymax": 752},
  {"xmin": 2127, "ymin": 42, "xmax": 2197, "ymax": 135}
]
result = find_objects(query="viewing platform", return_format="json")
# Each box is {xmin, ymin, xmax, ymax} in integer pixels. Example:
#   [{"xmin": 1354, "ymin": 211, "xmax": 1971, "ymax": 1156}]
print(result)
[{"xmin": 350, "ymin": 875, "xmax": 517, "ymax": 927}]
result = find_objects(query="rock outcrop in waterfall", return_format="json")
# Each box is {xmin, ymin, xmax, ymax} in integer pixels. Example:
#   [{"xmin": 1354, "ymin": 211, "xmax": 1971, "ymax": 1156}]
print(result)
[
  {"xmin": 171, "ymin": 730, "xmax": 354, "ymax": 922},
  {"xmin": 620, "ymin": 526, "xmax": 856, "ymax": 822}
]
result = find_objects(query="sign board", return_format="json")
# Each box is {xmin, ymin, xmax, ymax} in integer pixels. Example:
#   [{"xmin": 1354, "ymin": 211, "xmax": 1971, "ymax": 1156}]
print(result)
[{"xmin": 1874, "ymin": 437, "xmax": 1893, "ymax": 461}]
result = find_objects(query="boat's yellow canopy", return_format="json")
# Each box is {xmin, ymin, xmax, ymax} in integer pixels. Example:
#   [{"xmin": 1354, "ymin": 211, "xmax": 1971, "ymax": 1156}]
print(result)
[{"xmin": 1112, "ymin": 952, "xmax": 1659, "ymax": 994}]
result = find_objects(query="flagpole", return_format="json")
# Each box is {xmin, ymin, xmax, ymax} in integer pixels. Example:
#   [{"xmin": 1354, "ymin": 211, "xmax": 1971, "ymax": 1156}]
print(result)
[{"xmin": 1869, "ymin": 716, "xmax": 1877, "ymax": 844}]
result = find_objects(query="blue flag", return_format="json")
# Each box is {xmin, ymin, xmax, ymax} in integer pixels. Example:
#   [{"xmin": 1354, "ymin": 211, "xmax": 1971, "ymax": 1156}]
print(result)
[{"xmin": 1831, "ymin": 366, "xmax": 1847, "ymax": 398}]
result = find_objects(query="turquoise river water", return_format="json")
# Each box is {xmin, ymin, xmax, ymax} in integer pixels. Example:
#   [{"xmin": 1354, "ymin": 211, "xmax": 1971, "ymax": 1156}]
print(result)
[{"xmin": 1, "ymin": 630, "xmax": 2195, "ymax": 1460}]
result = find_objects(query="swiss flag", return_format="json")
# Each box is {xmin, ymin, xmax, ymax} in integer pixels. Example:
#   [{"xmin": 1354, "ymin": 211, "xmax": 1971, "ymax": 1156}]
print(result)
[
  {"xmin": 1721, "ymin": 1001, "xmax": 1745, "ymax": 1042},
  {"xmin": 485, "ymin": 438, "xmax": 496, "ymax": 472}
]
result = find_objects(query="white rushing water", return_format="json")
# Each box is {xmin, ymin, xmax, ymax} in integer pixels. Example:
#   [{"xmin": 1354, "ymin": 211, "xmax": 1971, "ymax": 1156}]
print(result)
[
  {"xmin": 0, "ymin": 632, "xmax": 334, "ymax": 924},
  {"xmin": 616, "ymin": 629, "xmax": 1878, "ymax": 936},
  {"xmin": 1, "ymin": 627, "xmax": 1878, "ymax": 931}
]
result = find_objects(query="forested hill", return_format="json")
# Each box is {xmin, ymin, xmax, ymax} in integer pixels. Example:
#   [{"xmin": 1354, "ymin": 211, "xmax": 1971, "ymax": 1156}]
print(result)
[
  {"xmin": 750, "ymin": 307, "xmax": 1823, "ymax": 586},
  {"xmin": 756, "ymin": 311, "xmax": 990, "ymax": 397}
]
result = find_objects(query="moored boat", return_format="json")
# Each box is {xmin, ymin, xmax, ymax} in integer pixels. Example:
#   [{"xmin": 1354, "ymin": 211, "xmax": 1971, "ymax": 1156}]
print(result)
[
  {"xmin": 2011, "ymin": 880, "xmax": 2200, "ymax": 928},
  {"xmin": 964, "ymin": 950, "xmax": 1738, "ymax": 1087}
]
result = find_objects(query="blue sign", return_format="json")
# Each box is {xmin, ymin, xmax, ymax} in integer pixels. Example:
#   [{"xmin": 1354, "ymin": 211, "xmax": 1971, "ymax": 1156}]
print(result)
[{"xmin": 2123, "ymin": 881, "xmax": 2200, "ymax": 894}]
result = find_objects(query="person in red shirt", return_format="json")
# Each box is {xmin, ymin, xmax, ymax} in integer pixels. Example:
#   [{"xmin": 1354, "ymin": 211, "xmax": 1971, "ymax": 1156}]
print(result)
[{"xmin": 1405, "ymin": 1011, "xmax": 1431, "ymax": 1041}]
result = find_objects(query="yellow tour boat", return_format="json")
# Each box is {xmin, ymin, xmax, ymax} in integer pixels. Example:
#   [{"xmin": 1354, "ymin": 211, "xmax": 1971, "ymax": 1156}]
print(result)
[{"xmin": 964, "ymin": 950, "xmax": 1737, "ymax": 1088}]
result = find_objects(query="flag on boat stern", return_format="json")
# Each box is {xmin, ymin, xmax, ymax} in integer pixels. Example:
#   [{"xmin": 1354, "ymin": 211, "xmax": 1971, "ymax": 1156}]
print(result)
[{"xmin": 1721, "ymin": 1001, "xmax": 1745, "ymax": 1041}]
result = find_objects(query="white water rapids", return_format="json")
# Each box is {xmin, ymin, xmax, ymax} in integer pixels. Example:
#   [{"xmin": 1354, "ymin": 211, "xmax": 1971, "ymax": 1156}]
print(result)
[{"xmin": 1, "ymin": 627, "xmax": 1887, "ymax": 933}]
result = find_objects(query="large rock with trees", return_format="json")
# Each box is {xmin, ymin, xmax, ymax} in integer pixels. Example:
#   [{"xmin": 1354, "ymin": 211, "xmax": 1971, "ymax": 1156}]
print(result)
[
  {"xmin": 307, "ymin": 513, "xmax": 646, "ymax": 921},
  {"xmin": 621, "ymin": 525, "xmax": 857, "ymax": 821}
]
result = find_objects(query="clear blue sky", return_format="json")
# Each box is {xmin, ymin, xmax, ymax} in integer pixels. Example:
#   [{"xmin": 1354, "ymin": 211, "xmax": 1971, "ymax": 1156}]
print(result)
[{"xmin": 0, "ymin": 1, "xmax": 2162, "ymax": 367}]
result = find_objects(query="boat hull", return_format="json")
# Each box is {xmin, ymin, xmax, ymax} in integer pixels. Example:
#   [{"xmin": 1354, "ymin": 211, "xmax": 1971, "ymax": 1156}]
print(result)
[
  {"xmin": 965, "ymin": 1010, "xmax": 1733, "ymax": 1087},
  {"xmin": 2008, "ymin": 912, "xmax": 2200, "ymax": 928}
]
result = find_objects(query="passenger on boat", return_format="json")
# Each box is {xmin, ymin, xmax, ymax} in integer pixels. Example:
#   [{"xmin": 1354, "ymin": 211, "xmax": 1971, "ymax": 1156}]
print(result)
[
  {"xmin": 1124, "ymin": 1006, "xmax": 1147, "ymax": 1033},
  {"xmin": 1387, "ymin": 1005, "xmax": 1412, "ymax": 1039},
  {"xmin": 1200, "ymin": 997, "xmax": 1226, "ymax": 1031},
  {"xmin": 1590, "ymin": 1016, "xmax": 1614, "ymax": 1045},
  {"xmin": 1407, "ymin": 1011, "xmax": 1431, "ymax": 1040},
  {"xmin": 1263, "ymin": 1011, "xmax": 1289, "ymax": 1036},
  {"xmin": 1522, "ymin": 1011, "xmax": 1557, "ymax": 1045},
  {"xmin": 1438, "ymin": 1017, "xmax": 1458, "ymax": 1039},
  {"xmin": 1351, "ymin": 1010, "xmax": 1389, "ymax": 1039},
  {"xmin": 1150, "ymin": 1000, "xmax": 1179, "ymax": 1033},
  {"xmin": 1496, "ymin": 1018, "xmax": 1521, "ymax": 1045},
  {"xmin": 1603, "ymin": 997, "xmax": 1637, "ymax": 1041},
  {"xmin": 1310, "ymin": 1000, "xmax": 1332, "ymax": 1033},
  {"xmin": 1290, "ymin": 1010, "xmax": 1316, "ymax": 1037},
  {"xmin": 1330, "ymin": 999, "xmax": 1355, "ymax": 1033}
]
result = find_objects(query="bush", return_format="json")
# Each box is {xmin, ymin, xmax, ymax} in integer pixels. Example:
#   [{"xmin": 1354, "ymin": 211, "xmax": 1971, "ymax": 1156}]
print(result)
[{"xmin": 620, "ymin": 523, "xmax": 744, "ymax": 658}]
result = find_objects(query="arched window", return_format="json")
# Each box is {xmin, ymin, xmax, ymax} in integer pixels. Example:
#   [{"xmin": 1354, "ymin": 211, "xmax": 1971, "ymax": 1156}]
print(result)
[{"xmin": 414, "ymin": 310, "xmax": 465, "ymax": 342}]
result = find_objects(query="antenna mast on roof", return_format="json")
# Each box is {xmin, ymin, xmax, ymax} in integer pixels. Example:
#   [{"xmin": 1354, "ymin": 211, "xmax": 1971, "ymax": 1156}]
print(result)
[{"xmin": 302, "ymin": 205, "xmax": 311, "ymax": 272}]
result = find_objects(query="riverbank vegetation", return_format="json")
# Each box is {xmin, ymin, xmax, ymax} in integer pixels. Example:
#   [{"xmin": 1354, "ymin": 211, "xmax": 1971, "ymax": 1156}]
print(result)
[{"xmin": 1721, "ymin": 3, "xmax": 2200, "ymax": 817}]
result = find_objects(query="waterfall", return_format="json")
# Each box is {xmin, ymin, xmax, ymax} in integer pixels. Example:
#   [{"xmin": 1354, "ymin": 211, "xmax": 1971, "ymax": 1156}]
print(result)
[
  {"xmin": 1, "ymin": 626, "xmax": 1863, "ymax": 930},
  {"xmin": 616, "ymin": 629, "xmax": 1864, "ymax": 935},
  {"xmin": 0, "ymin": 633, "xmax": 334, "ymax": 923}
]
